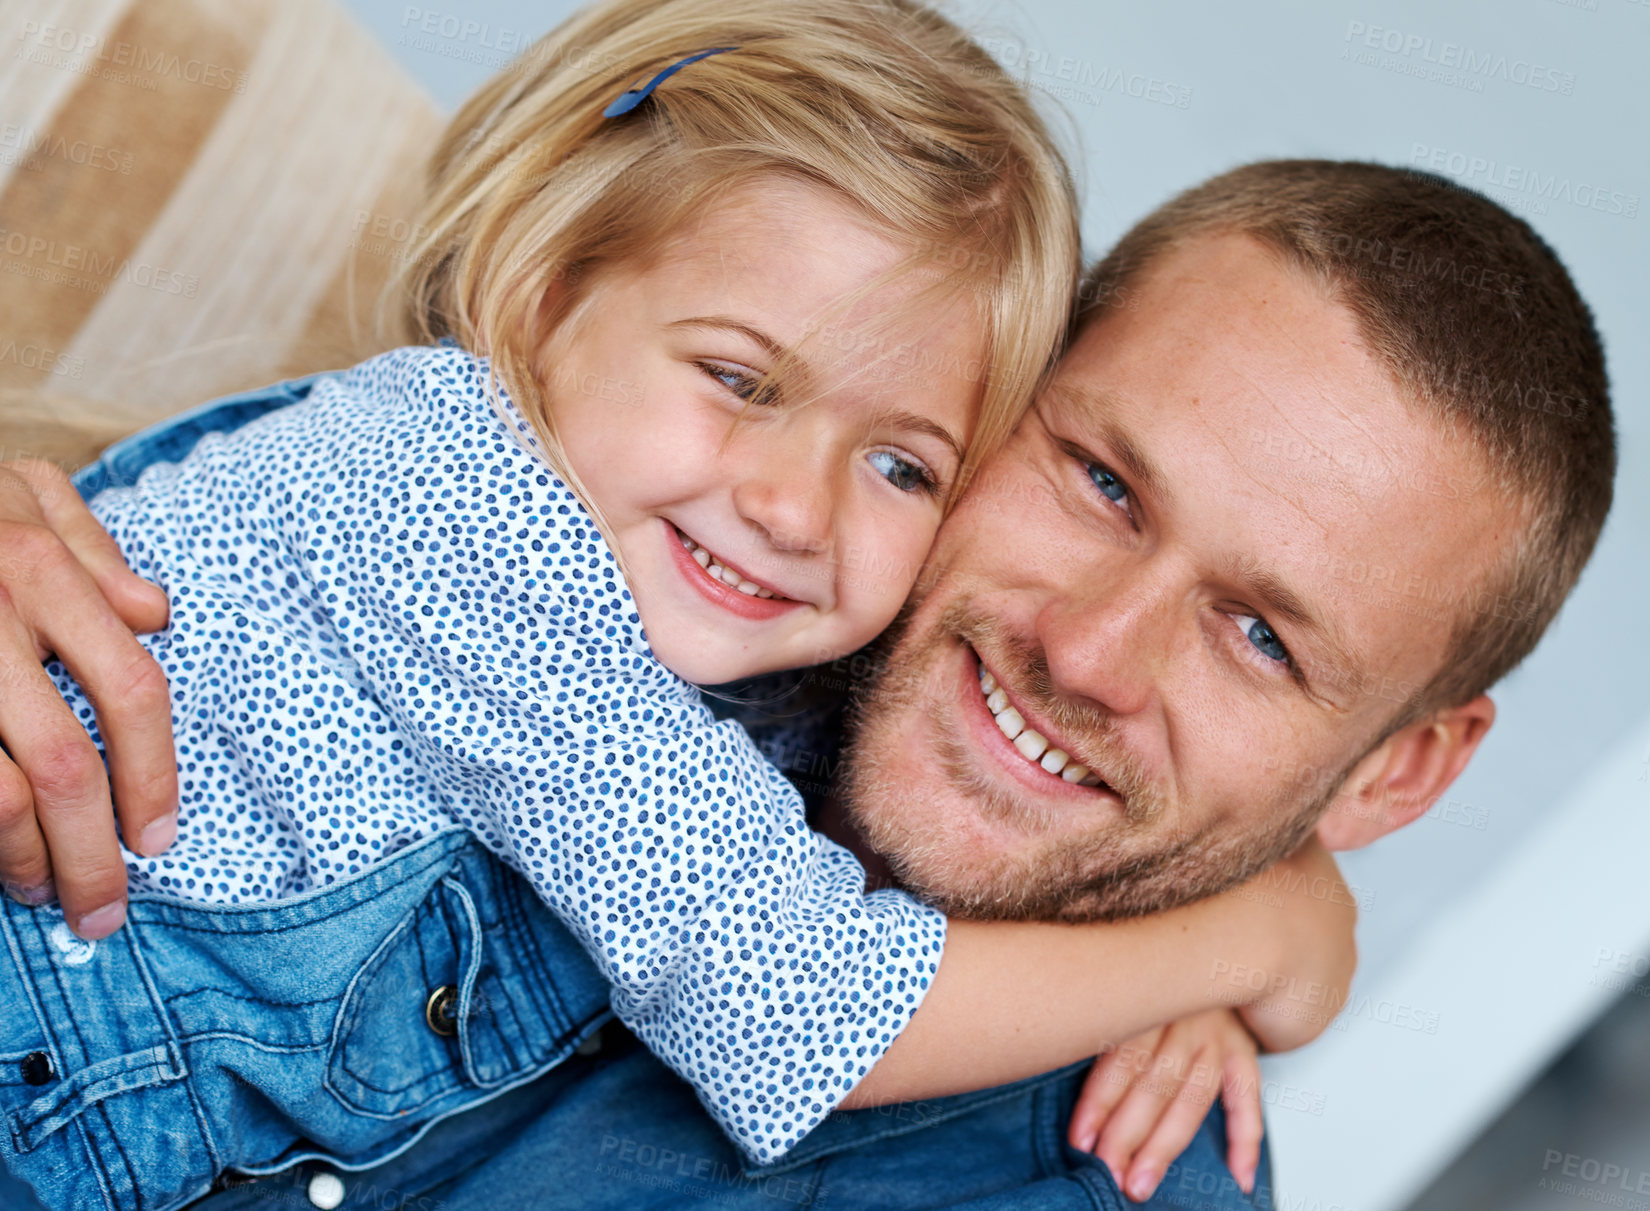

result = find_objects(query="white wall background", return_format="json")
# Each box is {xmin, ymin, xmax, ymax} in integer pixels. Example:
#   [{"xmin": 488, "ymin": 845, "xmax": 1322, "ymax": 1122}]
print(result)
[{"xmin": 339, "ymin": 2, "xmax": 1650, "ymax": 1207}]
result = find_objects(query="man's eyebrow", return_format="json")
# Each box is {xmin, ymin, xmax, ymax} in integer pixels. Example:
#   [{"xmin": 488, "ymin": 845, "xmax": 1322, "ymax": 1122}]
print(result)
[
  {"xmin": 1237, "ymin": 561, "xmax": 1372, "ymax": 700},
  {"xmin": 666, "ymin": 315, "xmax": 789, "ymax": 363},
  {"xmin": 1045, "ymin": 382, "xmax": 1173, "ymax": 508}
]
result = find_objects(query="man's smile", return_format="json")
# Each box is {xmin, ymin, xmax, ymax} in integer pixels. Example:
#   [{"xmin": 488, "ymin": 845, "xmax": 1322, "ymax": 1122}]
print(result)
[
  {"xmin": 955, "ymin": 640, "xmax": 1128, "ymax": 816},
  {"xmin": 975, "ymin": 657, "xmax": 1103, "ymax": 786}
]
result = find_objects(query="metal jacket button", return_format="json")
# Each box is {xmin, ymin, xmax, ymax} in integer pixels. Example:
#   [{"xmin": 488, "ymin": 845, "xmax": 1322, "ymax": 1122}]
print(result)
[{"xmin": 425, "ymin": 984, "xmax": 459, "ymax": 1037}]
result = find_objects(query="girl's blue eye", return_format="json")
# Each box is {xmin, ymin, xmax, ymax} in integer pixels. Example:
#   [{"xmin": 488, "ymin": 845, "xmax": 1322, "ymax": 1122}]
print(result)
[
  {"xmin": 699, "ymin": 362, "xmax": 775, "ymax": 405},
  {"xmin": 1235, "ymin": 614, "xmax": 1290, "ymax": 665},
  {"xmin": 1088, "ymin": 463, "xmax": 1127, "ymax": 505},
  {"xmin": 868, "ymin": 450, "xmax": 935, "ymax": 494}
]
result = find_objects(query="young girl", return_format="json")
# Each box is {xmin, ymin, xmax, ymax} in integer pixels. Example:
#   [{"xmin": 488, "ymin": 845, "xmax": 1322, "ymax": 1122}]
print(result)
[{"xmin": 0, "ymin": 0, "xmax": 1352, "ymax": 1206}]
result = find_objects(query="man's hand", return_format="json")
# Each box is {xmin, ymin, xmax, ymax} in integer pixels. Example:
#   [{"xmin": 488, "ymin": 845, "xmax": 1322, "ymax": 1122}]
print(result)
[
  {"xmin": 0, "ymin": 458, "xmax": 177, "ymax": 937},
  {"xmin": 1068, "ymin": 1009, "xmax": 1264, "ymax": 1202}
]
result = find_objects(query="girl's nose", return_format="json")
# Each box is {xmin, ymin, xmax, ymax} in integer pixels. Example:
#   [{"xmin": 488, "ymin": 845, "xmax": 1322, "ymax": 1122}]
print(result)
[{"xmin": 731, "ymin": 460, "xmax": 833, "ymax": 556}]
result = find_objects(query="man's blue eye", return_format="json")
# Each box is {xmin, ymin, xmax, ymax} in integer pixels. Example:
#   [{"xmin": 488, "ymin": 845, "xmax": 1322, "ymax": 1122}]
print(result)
[
  {"xmin": 1236, "ymin": 615, "xmax": 1289, "ymax": 664},
  {"xmin": 868, "ymin": 450, "xmax": 934, "ymax": 494},
  {"xmin": 1088, "ymin": 463, "xmax": 1127, "ymax": 504}
]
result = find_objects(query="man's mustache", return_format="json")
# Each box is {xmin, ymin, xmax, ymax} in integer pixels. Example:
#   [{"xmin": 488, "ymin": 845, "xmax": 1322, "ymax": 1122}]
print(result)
[{"xmin": 926, "ymin": 597, "xmax": 1166, "ymax": 825}]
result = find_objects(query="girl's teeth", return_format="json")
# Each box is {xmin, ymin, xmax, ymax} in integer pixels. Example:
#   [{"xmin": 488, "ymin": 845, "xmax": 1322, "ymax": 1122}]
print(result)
[
  {"xmin": 681, "ymin": 533, "xmax": 777, "ymax": 599},
  {"xmin": 977, "ymin": 664, "xmax": 1105, "ymax": 788}
]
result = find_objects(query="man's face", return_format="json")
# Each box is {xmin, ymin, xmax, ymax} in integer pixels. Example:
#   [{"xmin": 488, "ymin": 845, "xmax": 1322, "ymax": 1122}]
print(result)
[{"xmin": 840, "ymin": 234, "xmax": 1506, "ymax": 920}]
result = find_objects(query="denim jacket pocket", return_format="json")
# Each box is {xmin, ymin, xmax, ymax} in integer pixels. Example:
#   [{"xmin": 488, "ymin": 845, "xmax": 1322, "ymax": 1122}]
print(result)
[{"xmin": 325, "ymin": 873, "xmax": 487, "ymax": 1119}]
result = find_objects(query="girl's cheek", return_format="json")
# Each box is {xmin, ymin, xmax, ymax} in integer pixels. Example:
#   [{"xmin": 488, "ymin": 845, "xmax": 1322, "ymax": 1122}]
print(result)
[
  {"xmin": 826, "ymin": 506, "xmax": 941, "ymax": 635},
  {"xmin": 877, "ymin": 525, "xmax": 939, "ymax": 619}
]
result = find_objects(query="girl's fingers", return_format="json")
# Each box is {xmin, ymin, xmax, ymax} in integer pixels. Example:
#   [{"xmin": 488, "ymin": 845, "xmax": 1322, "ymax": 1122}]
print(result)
[
  {"xmin": 8, "ymin": 460, "xmax": 170, "ymax": 634},
  {"xmin": 1122, "ymin": 1069, "xmax": 1223, "ymax": 1203},
  {"xmin": 1069, "ymin": 1033, "xmax": 1159, "ymax": 1152},
  {"xmin": 1221, "ymin": 1050, "xmax": 1266, "ymax": 1195},
  {"xmin": 1093, "ymin": 1052, "xmax": 1194, "ymax": 1201}
]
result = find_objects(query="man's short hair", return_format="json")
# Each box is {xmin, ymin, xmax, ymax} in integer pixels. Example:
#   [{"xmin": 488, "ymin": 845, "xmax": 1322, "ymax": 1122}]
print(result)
[{"xmin": 1075, "ymin": 159, "xmax": 1616, "ymax": 719}]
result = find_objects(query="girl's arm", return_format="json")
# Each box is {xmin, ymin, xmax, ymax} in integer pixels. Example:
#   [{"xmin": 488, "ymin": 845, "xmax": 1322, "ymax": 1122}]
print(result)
[
  {"xmin": 843, "ymin": 837, "xmax": 1355, "ymax": 1108},
  {"xmin": 0, "ymin": 418, "xmax": 1352, "ymax": 1158}
]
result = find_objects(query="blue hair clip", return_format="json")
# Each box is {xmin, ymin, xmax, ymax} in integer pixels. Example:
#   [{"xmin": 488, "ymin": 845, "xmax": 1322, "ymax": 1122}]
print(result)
[{"xmin": 603, "ymin": 46, "xmax": 738, "ymax": 118}]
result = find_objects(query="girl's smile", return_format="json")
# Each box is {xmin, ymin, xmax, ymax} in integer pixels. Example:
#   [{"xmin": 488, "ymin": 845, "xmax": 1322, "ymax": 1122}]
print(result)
[{"xmin": 666, "ymin": 521, "xmax": 804, "ymax": 621}]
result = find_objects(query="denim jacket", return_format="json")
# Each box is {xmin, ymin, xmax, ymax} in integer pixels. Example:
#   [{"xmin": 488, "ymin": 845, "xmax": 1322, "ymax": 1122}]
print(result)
[{"xmin": 5, "ymin": 370, "xmax": 1277, "ymax": 1211}]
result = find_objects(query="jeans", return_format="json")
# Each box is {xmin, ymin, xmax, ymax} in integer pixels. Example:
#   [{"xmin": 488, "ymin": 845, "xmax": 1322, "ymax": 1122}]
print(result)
[{"xmin": 190, "ymin": 1018, "xmax": 1274, "ymax": 1210}]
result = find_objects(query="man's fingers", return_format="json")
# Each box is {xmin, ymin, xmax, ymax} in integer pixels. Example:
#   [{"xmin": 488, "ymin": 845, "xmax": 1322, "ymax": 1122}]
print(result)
[
  {"xmin": 0, "ymin": 611, "xmax": 128, "ymax": 937},
  {"xmin": 1123, "ymin": 1074, "xmax": 1222, "ymax": 1203},
  {"xmin": 3, "ymin": 463, "xmax": 179, "ymax": 842},
  {"xmin": 0, "ymin": 751, "xmax": 55, "ymax": 903},
  {"xmin": 28, "ymin": 747, "xmax": 129, "ymax": 940},
  {"xmin": 1, "ymin": 518, "xmax": 179, "ymax": 856},
  {"xmin": 1221, "ymin": 1052, "xmax": 1265, "ymax": 1194},
  {"xmin": 10, "ymin": 459, "xmax": 169, "ymax": 633},
  {"xmin": 77, "ymin": 641, "xmax": 177, "ymax": 859}
]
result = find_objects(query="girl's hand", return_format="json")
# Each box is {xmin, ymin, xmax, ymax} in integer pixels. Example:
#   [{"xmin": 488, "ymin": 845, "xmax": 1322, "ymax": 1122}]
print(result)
[
  {"xmin": 0, "ymin": 458, "xmax": 176, "ymax": 938},
  {"xmin": 1068, "ymin": 1009, "xmax": 1264, "ymax": 1203}
]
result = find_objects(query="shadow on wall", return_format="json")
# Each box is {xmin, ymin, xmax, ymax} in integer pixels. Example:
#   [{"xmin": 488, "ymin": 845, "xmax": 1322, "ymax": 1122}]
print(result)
[{"xmin": 1408, "ymin": 984, "xmax": 1650, "ymax": 1211}]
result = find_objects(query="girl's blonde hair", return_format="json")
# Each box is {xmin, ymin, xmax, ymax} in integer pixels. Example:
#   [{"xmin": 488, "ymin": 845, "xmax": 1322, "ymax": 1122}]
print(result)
[{"xmin": 391, "ymin": 0, "xmax": 1080, "ymax": 501}]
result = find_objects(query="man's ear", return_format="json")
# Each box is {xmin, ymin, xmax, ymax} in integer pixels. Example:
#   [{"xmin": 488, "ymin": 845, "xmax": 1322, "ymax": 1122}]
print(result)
[{"xmin": 1316, "ymin": 695, "xmax": 1496, "ymax": 851}]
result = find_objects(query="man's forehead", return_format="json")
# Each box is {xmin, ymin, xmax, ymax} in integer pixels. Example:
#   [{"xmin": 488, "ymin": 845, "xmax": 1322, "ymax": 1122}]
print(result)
[{"xmin": 1049, "ymin": 239, "xmax": 1424, "ymax": 501}]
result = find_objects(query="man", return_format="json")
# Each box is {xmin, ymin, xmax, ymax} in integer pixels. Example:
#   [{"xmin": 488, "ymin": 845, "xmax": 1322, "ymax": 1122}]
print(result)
[{"xmin": 0, "ymin": 160, "xmax": 1614, "ymax": 1208}]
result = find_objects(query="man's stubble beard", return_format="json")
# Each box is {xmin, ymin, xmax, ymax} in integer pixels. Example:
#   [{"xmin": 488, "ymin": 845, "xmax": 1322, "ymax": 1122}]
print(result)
[{"xmin": 835, "ymin": 590, "xmax": 1349, "ymax": 923}]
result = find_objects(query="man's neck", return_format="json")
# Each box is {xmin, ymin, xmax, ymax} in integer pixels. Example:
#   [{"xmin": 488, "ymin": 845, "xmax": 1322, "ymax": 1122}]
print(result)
[{"xmin": 815, "ymin": 792, "xmax": 901, "ymax": 893}]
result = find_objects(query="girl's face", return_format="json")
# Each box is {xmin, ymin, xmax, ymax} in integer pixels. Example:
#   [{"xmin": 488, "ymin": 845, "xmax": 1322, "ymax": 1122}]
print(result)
[{"xmin": 535, "ymin": 178, "xmax": 988, "ymax": 684}]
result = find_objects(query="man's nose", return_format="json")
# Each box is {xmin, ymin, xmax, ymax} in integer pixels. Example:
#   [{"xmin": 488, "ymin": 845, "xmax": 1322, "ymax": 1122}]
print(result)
[
  {"xmin": 1034, "ymin": 565, "xmax": 1174, "ymax": 718},
  {"xmin": 730, "ymin": 447, "xmax": 834, "ymax": 555}
]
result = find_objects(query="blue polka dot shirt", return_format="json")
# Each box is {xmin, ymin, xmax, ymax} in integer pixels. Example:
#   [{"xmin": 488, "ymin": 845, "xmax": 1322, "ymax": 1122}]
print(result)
[{"xmin": 49, "ymin": 344, "xmax": 946, "ymax": 1163}]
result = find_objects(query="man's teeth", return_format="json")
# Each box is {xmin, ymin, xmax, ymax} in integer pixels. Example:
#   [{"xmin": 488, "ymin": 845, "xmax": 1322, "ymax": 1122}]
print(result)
[
  {"xmin": 680, "ymin": 535, "xmax": 776, "ymax": 597},
  {"xmin": 978, "ymin": 666, "xmax": 1103, "ymax": 787}
]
